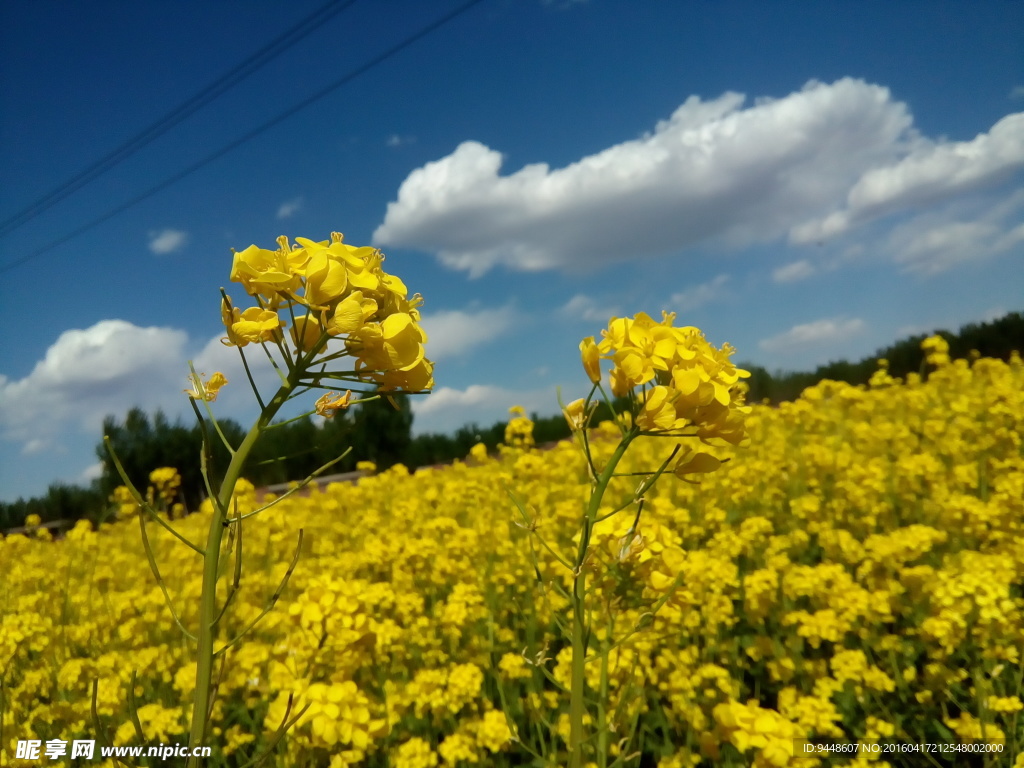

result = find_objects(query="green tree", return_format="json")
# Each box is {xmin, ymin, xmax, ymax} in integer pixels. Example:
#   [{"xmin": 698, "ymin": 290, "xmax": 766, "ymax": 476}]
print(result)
[
  {"xmin": 98, "ymin": 408, "xmax": 245, "ymax": 510},
  {"xmin": 350, "ymin": 392, "xmax": 413, "ymax": 468}
]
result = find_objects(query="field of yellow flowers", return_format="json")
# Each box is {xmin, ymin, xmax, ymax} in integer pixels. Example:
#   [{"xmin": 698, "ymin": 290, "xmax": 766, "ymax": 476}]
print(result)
[{"xmin": 2, "ymin": 351, "xmax": 1023, "ymax": 767}]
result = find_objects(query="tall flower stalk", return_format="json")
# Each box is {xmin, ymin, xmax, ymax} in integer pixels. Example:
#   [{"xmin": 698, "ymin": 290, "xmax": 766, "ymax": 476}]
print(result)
[
  {"xmin": 526, "ymin": 312, "xmax": 751, "ymax": 768},
  {"xmin": 104, "ymin": 233, "xmax": 432, "ymax": 764}
]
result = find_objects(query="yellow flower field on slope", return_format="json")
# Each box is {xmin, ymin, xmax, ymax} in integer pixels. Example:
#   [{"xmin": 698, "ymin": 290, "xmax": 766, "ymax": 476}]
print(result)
[{"xmin": 2, "ymin": 350, "xmax": 1023, "ymax": 767}]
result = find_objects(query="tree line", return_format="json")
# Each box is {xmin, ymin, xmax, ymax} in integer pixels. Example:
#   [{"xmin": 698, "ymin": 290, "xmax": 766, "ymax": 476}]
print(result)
[
  {"xmin": 738, "ymin": 310, "xmax": 1024, "ymax": 404},
  {"xmin": 2, "ymin": 310, "xmax": 1021, "ymax": 530}
]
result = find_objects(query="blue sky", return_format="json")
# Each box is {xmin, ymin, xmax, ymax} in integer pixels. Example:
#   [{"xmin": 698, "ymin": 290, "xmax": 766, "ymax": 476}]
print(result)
[{"xmin": 1, "ymin": 0, "xmax": 1022, "ymax": 502}]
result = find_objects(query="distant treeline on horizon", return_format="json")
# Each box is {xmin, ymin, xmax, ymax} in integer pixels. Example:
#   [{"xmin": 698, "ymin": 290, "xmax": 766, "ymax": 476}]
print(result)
[{"xmin": 2, "ymin": 310, "xmax": 1021, "ymax": 532}]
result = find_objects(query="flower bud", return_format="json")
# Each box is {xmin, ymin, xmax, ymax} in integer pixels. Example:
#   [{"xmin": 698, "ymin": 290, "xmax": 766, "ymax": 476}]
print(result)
[{"xmin": 580, "ymin": 337, "xmax": 602, "ymax": 384}]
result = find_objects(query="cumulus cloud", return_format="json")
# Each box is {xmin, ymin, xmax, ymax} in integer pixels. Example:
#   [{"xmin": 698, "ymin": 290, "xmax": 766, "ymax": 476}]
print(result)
[
  {"xmin": 773, "ymin": 260, "xmax": 817, "ymax": 283},
  {"xmin": 411, "ymin": 384, "xmax": 556, "ymax": 436},
  {"xmin": 418, "ymin": 306, "xmax": 516, "ymax": 361},
  {"xmin": 0, "ymin": 318, "xmax": 333, "ymax": 499},
  {"xmin": 414, "ymin": 384, "xmax": 511, "ymax": 415},
  {"xmin": 560, "ymin": 294, "xmax": 622, "ymax": 323},
  {"xmin": 0, "ymin": 320, "xmax": 283, "ymax": 462},
  {"xmin": 670, "ymin": 274, "xmax": 730, "ymax": 312},
  {"xmin": 148, "ymin": 228, "xmax": 187, "ymax": 254},
  {"xmin": 277, "ymin": 197, "xmax": 303, "ymax": 219},
  {"xmin": 791, "ymin": 112, "xmax": 1024, "ymax": 243},
  {"xmin": 0, "ymin": 320, "xmax": 189, "ymax": 447},
  {"xmin": 375, "ymin": 78, "xmax": 921, "ymax": 276},
  {"xmin": 759, "ymin": 317, "xmax": 866, "ymax": 355},
  {"xmin": 80, "ymin": 462, "xmax": 104, "ymax": 482}
]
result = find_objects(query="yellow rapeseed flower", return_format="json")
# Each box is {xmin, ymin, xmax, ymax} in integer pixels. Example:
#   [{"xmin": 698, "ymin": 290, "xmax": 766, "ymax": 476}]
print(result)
[
  {"xmin": 315, "ymin": 390, "xmax": 352, "ymax": 417},
  {"xmin": 184, "ymin": 370, "xmax": 228, "ymax": 401}
]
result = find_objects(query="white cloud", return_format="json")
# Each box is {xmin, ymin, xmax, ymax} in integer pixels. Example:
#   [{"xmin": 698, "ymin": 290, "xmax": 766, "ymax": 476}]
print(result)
[
  {"xmin": 792, "ymin": 112, "xmax": 1024, "ymax": 243},
  {"xmin": 759, "ymin": 317, "xmax": 866, "ymax": 354},
  {"xmin": 773, "ymin": 259, "xmax": 816, "ymax": 283},
  {"xmin": 80, "ymin": 462, "xmax": 104, "ymax": 482},
  {"xmin": 22, "ymin": 438, "xmax": 49, "ymax": 455},
  {"xmin": 0, "ymin": 319, "xmax": 289, "ymax": 465},
  {"xmin": 560, "ymin": 294, "xmax": 621, "ymax": 323},
  {"xmin": 670, "ymin": 274, "xmax": 730, "ymax": 312},
  {"xmin": 418, "ymin": 306, "xmax": 516, "ymax": 361},
  {"xmin": 0, "ymin": 319, "xmax": 366, "ymax": 500},
  {"xmin": 0, "ymin": 320, "xmax": 189, "ymax": 449},
  {"xmin": 412, "ymin": 384, "xmax": 557, "ymax": 435},
  {"xmin": 277, "ymin": 197, "xmax": 303, "ymax": 219},
  {"xmin": 848, "ymin": 114, "xmax": 1023, "ymax": 210},
  {"xmin": 886, "ymin": 190, "xmax": 1024, "ymax": 275},
  {"xmin": 996, "ymin": 222, "xmax": 1024, "ymax": 250},
  {"xmin": 415, "ymin": 384, "xmax": 511, "ymax": 415},
  {"xmin": 1010, "ymin": 86, "xmax": 1024, "ymax": 101},
  {"xmin": 375, "ymin": 78, "xmax": 918, "ymax": 276},
  {"xmin": 148, "ymin": 228, "xmax": 188, "ymax": 254},
  {"xmin": 188, "ymin": 333, "xmax": 283, "ymax": 416},
  {"xmin": 789, "ymin": 212, "xmax": 852, "ymax": 245},
  {"xmin": 387, "ymin": 134, "xmax": 416, "ymax": 148},
  {"xmin": 983, "ymin": 305, "xmax": 1008, "ymax": 322},
  {"xmin": 896, "ymin": 221, "xmax": 1001, "ymax": 275}
]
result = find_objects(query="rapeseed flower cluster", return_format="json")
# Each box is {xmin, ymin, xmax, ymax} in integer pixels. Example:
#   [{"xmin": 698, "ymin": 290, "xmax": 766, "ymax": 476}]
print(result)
[
  {"xmin": 558, "ymin": 313, "xmax": 752, "ymax": 766},
  {"xmin": 503, "ymin": 406, "xmax": 535, "ymax": 449},
  {"xmin": 92, "ymin": 232, "xmax": 436, "ymax": 761},
  {"xmin": 2, "ymin": 341, "xmax": 1022, "ymax": 767},
  {"xmin": 577, "ymin": 310, "xmax": 750, "ymax": 450},
  {"xmin": 921, "ymin": 334, "xmax": 951, "ymax": 368},
  {"xmin": 223, "ymin": 232, "xmax": 432, "ymax": 392}
]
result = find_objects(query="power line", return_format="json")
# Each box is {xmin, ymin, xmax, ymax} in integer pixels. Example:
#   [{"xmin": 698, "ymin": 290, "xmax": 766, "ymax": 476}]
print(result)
[
  {"xmin": 0, "ymin": 0, "xmax": 487, "ymax": 275},
  {"xmin": 0, "ymin": 0, "xmax": 359, "ymax": 238}
]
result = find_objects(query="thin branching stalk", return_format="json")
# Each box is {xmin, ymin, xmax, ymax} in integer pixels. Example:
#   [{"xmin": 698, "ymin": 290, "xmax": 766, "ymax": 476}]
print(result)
[
  {"xmin": 213, "ymin": 503, "xmax": 244, "ymax": 627},
  {"xmin": 189, "ymin": 362, "xmax": 238, "ymax": 454},
  {"xmin": 215, "ymin": 530, "xmax": 303, "ymax": 656},
  {"xmin": 231, "ymin": 450, "xmax": 350, "ymax": 522},
  {"xmin": 91, "ymin": 680, "xmax": 127, "ymax": 768},
  {"xmin": 186, "ymin": 367, "xmax": 302, "ymax": 760},
  {"xmin": 508, "ymin": 489, "xmax": 574, "ymax": 572},
  {"xmin": 569, "ymin": 431, "xmax": 635, "ymax": 768},
  {"xmin": 136, "ymin": 497, "xmax": 197, "ymax": 641},
  {"xmin": 126, "ymin": 669, "xmax": 147, "ymax": 755},
  {"xmin": 238, "ymin": 348, "xmax": 267, "ymax": 411},
  {"xmin": 104, "ymin": 437, "xmax": 204, "ymax": 554},
  {"xmin": 236, "ymin": 693, "xmax": 310, "ymax": 768}
]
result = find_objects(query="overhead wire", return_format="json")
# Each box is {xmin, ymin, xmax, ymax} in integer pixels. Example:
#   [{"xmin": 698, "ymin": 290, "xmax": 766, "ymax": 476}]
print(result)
[
  {"xmin": 0, "ymin": 0, "xmax": 360, "ymax": 238},
  {"xmin": 0, "ymin": 0, "xmax": 487, "ymax": 275}
]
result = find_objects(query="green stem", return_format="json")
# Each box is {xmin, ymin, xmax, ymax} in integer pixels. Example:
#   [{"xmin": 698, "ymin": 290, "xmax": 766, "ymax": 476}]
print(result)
[
  {"xmin": 569, "ymin": 431, "xmax": 634, "ymax": 768},
  {"xmin": 186, "ymin": 377, "xmax": 294, "ymax": 763},
  {"xmin": 237, "ymin": 339, "xmax": 267, "ymax": 411}
]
